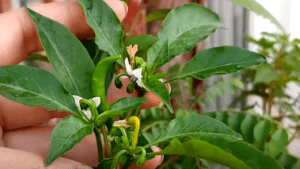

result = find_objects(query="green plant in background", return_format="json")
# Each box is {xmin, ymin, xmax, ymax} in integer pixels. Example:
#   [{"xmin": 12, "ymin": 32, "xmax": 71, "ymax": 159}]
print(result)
[
  {"xmin": 202, "ymin": 109, "xmax": 300, "ymax": 169},
  {"xmin": 2, "ymin": 0, "xmax": 292, "ymax": 169},
  {"xmin": 135, "ymin": 0, "xmax": 300, "ymax": 168}
]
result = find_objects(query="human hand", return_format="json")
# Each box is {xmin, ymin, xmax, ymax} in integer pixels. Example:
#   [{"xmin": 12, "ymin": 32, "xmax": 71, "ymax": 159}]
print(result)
[{"xmin": 0, "ymin": 0, "xmax": 163, "ymax": 168}]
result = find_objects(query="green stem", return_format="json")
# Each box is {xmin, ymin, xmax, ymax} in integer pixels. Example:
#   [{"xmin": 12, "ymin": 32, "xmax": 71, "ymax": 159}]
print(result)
[
  {"xmin": 123, "ymin": 159, "xmax": 133, "ymax": 169},
  {"xmin": 164, "ymin": 78, "xmax": 176, "ymax": 84},
  {"xmin": 101, "ymin": 125, "xmax": 112, "ymax": 157},
  {"xmin": 146, "ymin": 151, "xmax": 161, "ymax": 157},
  {"xmin": 94, "ymin": 129, "xmax": 104, "ymax": 162},
  {"xmin": 134, "ymin": 107, "xmax": 141, "ymax": 116}
]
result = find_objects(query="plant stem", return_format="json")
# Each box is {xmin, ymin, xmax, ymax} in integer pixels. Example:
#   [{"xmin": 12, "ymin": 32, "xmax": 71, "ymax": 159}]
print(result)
[
  {"xmin": 123, "ymin": 159, "xmax": 133, "ymax": 169},
  {"xmin": 101, "ymin": 125, "xmax": 112, "ymax": 157},
  {"xmin": 164, "ymin": 78, "xmax": 176, "ymax": 84},
  {"xmin": 134, "ymin": 107, "xmax": 141, "ymax": 116},
  {"xmin": 94, "ymin": 129, "xmax": 104, "ymax": 162}
]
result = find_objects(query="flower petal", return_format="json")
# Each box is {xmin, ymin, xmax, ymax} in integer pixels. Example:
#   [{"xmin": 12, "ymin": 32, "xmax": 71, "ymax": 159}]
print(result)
[
  {"xmin": 113, "ymin": 119, "xmax": 130, "ymax": 128},
  {"xmin": 72, "ymin": 95, "xmax": 83, "ymax": 109},
  {"xmin": 91, "ymin": 97, "xmax": 101, "ymax": 107},
  {"xmin": 125, "ymin": 58, "xmax": 133, "ymax": 75},
  {"xmin": 132, "ymin": 68, "xmax": 143, "ymax": 79},
  {"xmin": 136, "ymin": 79, "xmax": 146, "ymax": 89},
  {"xmin": 83, "ymin": 108, "xmax": 92, "ymax": 119}
]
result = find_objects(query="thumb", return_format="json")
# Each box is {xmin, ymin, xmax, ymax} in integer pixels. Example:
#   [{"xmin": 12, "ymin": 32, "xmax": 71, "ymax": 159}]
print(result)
[{"xmin": 0, "ymin": 147, "xmax": 92, "ymax": 169}]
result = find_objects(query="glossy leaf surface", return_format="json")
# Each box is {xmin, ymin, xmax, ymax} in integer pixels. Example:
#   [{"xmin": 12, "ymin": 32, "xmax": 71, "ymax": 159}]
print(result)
[
  {"xmin": 147, "ymin": 4, "xmax": 222, "ymax": 70},
  {"xmin": 26, "ymin": 8, "xmax": 95, "ymax": 99},
  {"xmin": 110, "ymin": 97, "xmax": 148, "ymax": 112},
  {"xmin": 125, "ymin": 35, "xmax": 159, "ymax": 60},
  {"xmin": 253, "ymin": 120, "xmax": 271, "ymax": 147},
  {"xmin": 46, "ymin": 115, "xmax": 94, "ymax": 165},
  {"xmin": 78, "ymin": 0, "xmax": 124, "ymax": 55},
  {"xmin": 146, "ymin": 9, "xmax": 171, "ymax": 23},
  {"xmin": 144, "ymin": 114, "xmax": 242, "ymax": 148},
  {"xmin": 0, "ymin": 65, "xmax": 77, "ymax": 114},
  {"xmin": 266, "ymin": 128, "xmax": 289, "ymax": 158},
  {"xmin": 144, "ymin": 79, "xmax": 173, "ymax": 113},
  {"xmin": 174, "ymin": 46, "xmax": 266, "ymax": 80}
]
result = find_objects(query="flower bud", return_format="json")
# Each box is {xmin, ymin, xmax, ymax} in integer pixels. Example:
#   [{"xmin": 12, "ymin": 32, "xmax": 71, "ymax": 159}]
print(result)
[
  {"xmin": 127, "ymin": 83, "xmax": 134, "ymax": 93},
  {"xmin": 115, "ymin": 76, "xmax": 123, "ymax": 89},
  {"xmin": 136, "ymin": 154, "xmax": 146, "ymax": 167}
]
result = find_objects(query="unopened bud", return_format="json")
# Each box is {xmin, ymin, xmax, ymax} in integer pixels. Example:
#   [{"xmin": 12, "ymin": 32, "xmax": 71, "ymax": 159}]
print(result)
[
  {"xmin": 127, "ymin": 83, "xmax": 134, "ymax": 93},
  {"xmin": 115, "ymin": 77, "xmax": 123, "ymax": 88}
]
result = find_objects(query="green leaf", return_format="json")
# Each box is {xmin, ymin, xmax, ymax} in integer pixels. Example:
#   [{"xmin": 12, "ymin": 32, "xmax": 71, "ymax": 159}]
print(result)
[
  {"xmin": 144, "ymin": 114, "xmax": 242, "ymax": 148},
  {"xmin": 266, "ymin": 128, "xmax": 289, "ymax": 158},
  {"xmin": 81, "ymin": 39, "xmax": 110, "ymax": 66},
  {"xmin": 78, "ymin": 0, "xmax": 124, "ymax": 55},
  {"xmin": 144, "ymin": 79, "xmax": 173, "ymax": 113},
  {"xmin": 253, "ymin": 120, "xmax": 271, "ymax": 147},
  {"xmin": 228, "ymin": 113, "xmax": 246, "ymax": 133},
  {"xmin": 228, "ymin": 0, "xmax": 285, "ymax": 33},
  {"xmin": 150, "ymin": 73, "xmax": 170, "ymax": 81},
  {"xmin": 46, "ymin": 115, "xmax": 94, "ymax": 165},
  {"xmin": 206, "ymin": 91, "xmax": 216, "ymax": 105},
  {"xmin": 158, "ymin": 138, "xmax": 250, "ymax": 169},
  {"xmin": 97, "ymin": 158, "xmax": 114, "ymax": 169},
  {"xmin": 215, "ymin": 112, "xmax": 229, "ymax": 125},
  {"xmin": 173, "ymin": 46, "xmax": 266, "ymax": 80},
  {"xmin": 109, "ymin": 97, "xmax": 148, "ymax": 112},
  {"xmin": 216, "ymin": 83, "xmax": 225, "ymax": 97},
  {"xmin": 254, "ymin": 64, "xmax": 279, "ymax": 84},
  {"xmin": 147, "ymin": 4, "xmax": 222, "ymax": 70},
  {"xmin": 168, "ymin": 64, "xmax": 181, "ymax": 74},
  {"xmin": 233, "ymin": 78, "xmax": 245, "ymax": 90},
  {"xmin": 26, "ymin": 8, "xmax": 95, "ymax": 99},
  {"xmin": 201, "ymin": 136, "xmax": 283, "ymax": 169},
  {"xmin": 25, "ymin": 53, "xmax": 49, "ymax": 63},
  {"xmin": 0, "ymin": 65, "xmax": 77, "ymax": 114},
  {"xmin": 241, "ymin": 115, "xmax": 258, "ymax": 143},
  {"xmin": 278, "ymin": 154, "xmax": 299, "ymax": 169},
  {"xmin": 157, "ymin": 134, "xmax": 283, "ymax": 169},
  {"xmin": 146, "ymin": 9, "xmax": 171, "ymax": 23},
  {"xmin": 125, "ymin": 35, "xmax": 159, "ymax": 60}
]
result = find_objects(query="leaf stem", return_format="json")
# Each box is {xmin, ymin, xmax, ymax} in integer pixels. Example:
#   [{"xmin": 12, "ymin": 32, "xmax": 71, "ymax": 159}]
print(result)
[
  {"xmin": 164, "ymin": 78, "xmax": 176, "ymax": 84},
  {"xmin": 94, "ymin": 129, "xmax": 104, "ymax": 162},
  {"xmin": 101, "ymin": 125, "xmax": 112, "ymax": 157},
  {"xmin": 134, "ymin": 107, "xmax": 141, "ymax": 116}
]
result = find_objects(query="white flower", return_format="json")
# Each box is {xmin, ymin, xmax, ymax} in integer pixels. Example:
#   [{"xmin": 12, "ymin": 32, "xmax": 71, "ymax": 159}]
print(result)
[
  {"xmin": 113, "ymin": 119, "xmax": 130, "ymax": 128},
  {"xmin": 72, "ymin": 95, "xmax": 101, "ymax": 119},
  {"xmin": 125, "ymin": 58, "xmax": 145, "ymax": 88}
]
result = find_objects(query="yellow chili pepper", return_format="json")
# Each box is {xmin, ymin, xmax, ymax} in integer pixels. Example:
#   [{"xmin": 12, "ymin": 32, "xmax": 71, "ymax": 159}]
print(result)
[{"xmin": 126, "ymin": 116, "xmax": 140, "ymax": 148}]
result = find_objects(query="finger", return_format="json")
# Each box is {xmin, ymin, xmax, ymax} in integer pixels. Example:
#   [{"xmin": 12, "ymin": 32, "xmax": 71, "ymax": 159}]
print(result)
[
  {"xmin": 3, "ymin": 125, "xmax": 99, "ymax": 166},
  {"xmin": 0, "ymin": 147, "xmax": 92, "ymax": 169},
  {"xmin": 107, "ymin": 76, "xmax": 139, "ymax": 105},
  {"xmin": 0, "ymin": 95, "xmax": 70, "ymax": 130},
  {"xmin": 0, "ymin": 0, "xmax": 128, "ymax": 66},
  {"xmin": 3, "ymin": 125, "xmax": 163, "ymax": 168},
  {"xmin": 0, "ymin": 126, "xmax": 4, "ymax": 146}
]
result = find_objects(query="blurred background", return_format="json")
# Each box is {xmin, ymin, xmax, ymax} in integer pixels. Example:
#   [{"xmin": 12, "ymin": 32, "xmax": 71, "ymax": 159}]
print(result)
[{"xmin": 1, "ymin": 0, "xmax": 299, "ymax": 168}]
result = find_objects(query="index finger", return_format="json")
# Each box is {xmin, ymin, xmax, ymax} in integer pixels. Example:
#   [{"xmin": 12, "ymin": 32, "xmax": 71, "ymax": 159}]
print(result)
[{"xmin": 0, "ymin": 0, "xmax": 128, "ymax": 66}]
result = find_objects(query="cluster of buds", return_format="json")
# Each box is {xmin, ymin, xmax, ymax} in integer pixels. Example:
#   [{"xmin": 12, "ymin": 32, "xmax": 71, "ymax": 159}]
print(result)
[{"xmin": 115, "ymin": 45, "xmax": 147, "ymax": 93}]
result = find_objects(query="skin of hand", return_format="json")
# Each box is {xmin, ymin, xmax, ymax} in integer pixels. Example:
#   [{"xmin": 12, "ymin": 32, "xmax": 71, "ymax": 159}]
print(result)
[{"xmin": 0, "ymin": 0, "xmax": 164, "ymax": 168}]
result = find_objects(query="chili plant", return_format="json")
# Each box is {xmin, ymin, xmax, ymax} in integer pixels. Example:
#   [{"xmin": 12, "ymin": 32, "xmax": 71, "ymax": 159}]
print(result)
[{"xmin": 0, "ymin": 0, "xmax": 282, "ymax": 168}]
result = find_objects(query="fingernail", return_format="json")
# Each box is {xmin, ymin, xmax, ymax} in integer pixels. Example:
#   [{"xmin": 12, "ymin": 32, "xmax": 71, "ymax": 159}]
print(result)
[{"xmin": 120, "ymin": 1, "xmax": 128, "ymax": 15}]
